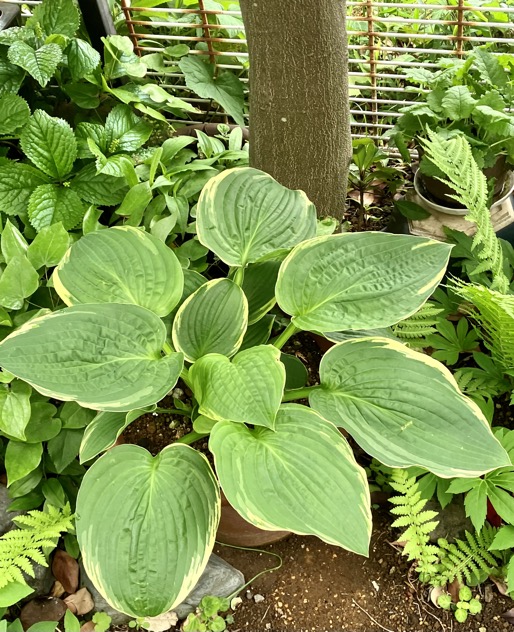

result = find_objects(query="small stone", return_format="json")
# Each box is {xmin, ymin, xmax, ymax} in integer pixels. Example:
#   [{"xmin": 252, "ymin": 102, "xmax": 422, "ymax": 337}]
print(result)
[
  {"xmin": 426, "ymin": 500, "xmax": 473, "ymax": 542},
  {"xmin": 254, "ymin": 594, "xmax": 265, "ymax": 604},
  {"xmin": 246, "ymin": 590, "xmax": 253, "ymax": 600},
  {"xmin": 479, "ymin": 627, "xmax": 487, "ymax": 632},
  {"xmin": 172, "ymin": 388, "xmax": 184, "ymax": 399},
  {"xmin": 231, "ymin": 597, "xmax": 242, "ymax": 610},
  {"xmin": 26, "ymin": 562, "xmax": 54, "ymax": 598},
  {"xmin": 20, "ymin": 598, "xmax": 67, "ymax": 630},
  {"xmin": 0, "ymin": 484, "xmax": 23, "ymax": 535},
  {"xmin": 52, "ymin": 549, "xmax": 79, "ymax": 594}
]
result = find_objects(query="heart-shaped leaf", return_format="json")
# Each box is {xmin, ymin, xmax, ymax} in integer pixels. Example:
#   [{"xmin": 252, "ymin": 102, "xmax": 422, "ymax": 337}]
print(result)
[
  {"xmin": 276, "ymin": 233, "xmax": 452, "ymax": 332},
  {"xmin": 190, "ymin": 345, "xmax": 285, "ymax": 429},
  {"xmin": 0, "ymin": 380, "xmax": 32, "ymax": 440},
  {"xmin": 54, "ymin": 227, "xmax": 184, "ymax": 318},
  {"xmin": 196, "ymin": 168, "xmax": 316, "ymax": 267},
  {"xmin": 8, "ymin": 42, "xmax": 62, "ymax": 87},
  {"xmin": 210, "ymin": 405, "xmax": 371, "ymax": 555},
  {"xmin": 0, "ymin": 303, "xmax": 184, "ymax": 412},
  {"xmin": 79, "ymin": 408, "xmax": 151, "ymax": 463},
  {"xmin": 77, "ymin": 444, "xmax": 220, "ymax": 617},
  {"xmin": 172, "ymin": 279, "xmax": 248, "ymax": 363},
  {"xmin": 310, "ymin": 337, "xmax": 510, "ymax": 477}
]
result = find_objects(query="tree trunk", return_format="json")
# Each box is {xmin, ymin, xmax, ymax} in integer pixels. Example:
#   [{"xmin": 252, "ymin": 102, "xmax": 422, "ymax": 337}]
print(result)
[{"xmin": 239, "ymin": 0, "xmax": 351, "ymax": 220}]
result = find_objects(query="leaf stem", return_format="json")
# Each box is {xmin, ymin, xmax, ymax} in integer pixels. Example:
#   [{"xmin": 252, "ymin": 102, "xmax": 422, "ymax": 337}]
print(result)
[
  {"xmin": 232, "ymin": 266, "xmax": 245, "ymax": 287},
  {"xmin": 175, "ymin": 431, "xmax": 206, "ymax": 445},
  {"xmin": 272, "ymin": 322, "xmax": 299, "ymax": 350},
  {"xmin": 163, "ymin": 341, "xmax": 173, "ymax": 355},
  {"xmin": 281, "ymin": 385, "xmax": 321, "ymax": 402},
  {"xmin": 180, "ymin": 367, "xmax": 192, "ymax": 389},
  {"xmin": 154, "ymin": 407, "xmax": 188, "ymax": 415}
]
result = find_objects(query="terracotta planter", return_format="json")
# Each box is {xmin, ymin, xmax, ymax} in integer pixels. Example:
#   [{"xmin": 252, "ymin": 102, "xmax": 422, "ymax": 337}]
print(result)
[
  {"xmin": 216, "ymin": 492, "xmax": 291, "ymax": 547},
  {"xmin": 420, "ymin": 155, "xmax": 508, "ymax": 208}
]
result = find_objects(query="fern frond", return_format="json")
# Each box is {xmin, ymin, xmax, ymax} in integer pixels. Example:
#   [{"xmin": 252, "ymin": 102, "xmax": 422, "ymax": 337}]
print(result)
[
  {"xmin": 433, "ymin": 525, "xmax": 501, "ymax": 586},
  {"xmin": 0, "ymin": 504, "xmax": 74, "ymax": 590},
  {"xmin": 453, "ymin": 282, "xmax": 514, "ymax": 372},
  {"xmin": 420, "ymin": 130, "xmax": 509, "ymax": 293},
  {"xmin": 392, "ymin": 302, "xmax": 445, "ymax": 347}
]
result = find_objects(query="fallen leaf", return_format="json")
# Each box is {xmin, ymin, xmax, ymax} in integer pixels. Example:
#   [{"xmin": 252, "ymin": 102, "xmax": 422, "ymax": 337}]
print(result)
[
  {"xmin": 50, "ymin": 581, "xmax": 65, "ymax": 598},
  {"xmin": 490, "ymin": 575, "xmax": 509, "ymax": 596},
  {"xmin": 64, "ymin": 588, "xmax": 94, "ymax": 616},
  {"xmin": 429, "ymin": 585, "xmax": 446, "ymax": 608},
  {"xmin": 485, "ymin": 584, "xmax": 494, "ymax": 603},
  {"xmin": 230, "ymin": 597, "xmax": 242, "ymax": 610},
  {"xmin": 80, "ymin": 622, "xmax": 95, "ymax": 632},
  {"xmin": 448, "ymin": 578, "xmax": 462, "ymax": 602},
  {"xmin": 52, "ymin": 549, "xmax": 79, "ymax": 593},
  {"xmin": 143, "ymin": 611, "xmax": 178, "ymax": 632}
]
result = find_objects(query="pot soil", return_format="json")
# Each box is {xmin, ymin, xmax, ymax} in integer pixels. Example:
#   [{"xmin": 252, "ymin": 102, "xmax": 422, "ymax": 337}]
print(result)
[{"xmin": 420, "ymin": 155, "xmax": 509, "ymax": 208}]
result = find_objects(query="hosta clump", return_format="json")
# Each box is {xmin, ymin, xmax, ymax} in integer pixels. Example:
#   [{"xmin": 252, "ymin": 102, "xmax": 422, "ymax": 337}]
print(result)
[{"xmin": 0, "ymin": 167, "xmax": 508, "ymax": 618}]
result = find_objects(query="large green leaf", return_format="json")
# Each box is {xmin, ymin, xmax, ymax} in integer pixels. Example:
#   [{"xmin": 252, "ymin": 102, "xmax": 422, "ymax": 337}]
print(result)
[
  {"xmin": 66, "ymin": 39, "xmax": 101, "ymax": 81},
  {"xmin": 310, "ymin": 337, "xmax": 510, "ymax": 477},
  {"xmin": 70, "ymin": 163, "xmax": 128, "ymax": 206},
  {"xmin": 210, "ymin": 405, "xmax": 371, "ymax": 555},
  {"xmin": 196, "ymin": 168, "xmax": 316, "ymax": 267},
  {"xmin": 0, "ymin": 163, "xmax": 50, "ymax": 216},
  {"xmin": 1, "ymin": 220, "xmax": 28, "ymax": 263},
  {"xmin": 76, "ymin": 444, "xmax": 220, "ymax": 617},
  {"xmin": 79, "ymin": 408, "xmax": 150, "ymax": 463},
  {"xmin": 172, "ymin": 279, "xmax": 248, "ymax": 363},
  {"xmin": 29, "ymin": 0, "xmax": 80, "ymax": 38},
  {"xmin": 242, "ymin": 261, "xmax": 281, "ymax": 324},
  {"xmin": 0, "ymin": 94, "xmax": 30, "ymax": 134},
  {"xmin": 105, "ymin": 104, "xmax": 153, "ymax": 153},
  {"xmin": 0, "ymin": 304, "xmax": 184, "ymax": 412},
  {"xmin": 179, "ymin": 57, "xmax": 245, "ymax": 127},
  {"xmin": 8, "ymin": 42, "xmax": 62, "ymax": 88},
  {"xmin": 54, "ymin": 227, "xmax": 183, "ymax": 317},
  {"xmin": 190, "ymin": 345, "xmax": 285, "ymax": 429},
  {"xmin": 28, "ymin": 184, "xmax": 86, "ymax": 232},
  {"xmin": 276, "ymin": 233, "xmax": 452, "ymax": 332},
  {"xmin": 27, "ymin": 222, "xmax": 70, "ymax": 269},
  {"xmin": 20, "ymin": 111, "xmax": 77, "ymax": 179},
  {"xmin": 0, "ymin": 49, "xmax": 24, "ymax": 97},
  {"xmin": 5, "ymin": 440, "xmax": 43, "ymax": 486},
  {"xmin": 441, "ymin": 86, "xmax": 476, "ymax": 121}
]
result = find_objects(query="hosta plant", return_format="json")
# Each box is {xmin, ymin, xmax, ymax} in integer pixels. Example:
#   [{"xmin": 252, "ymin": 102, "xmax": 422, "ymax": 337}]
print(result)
[{"xmin": 0, "ymin": 167, "xmax": 508, "ymax": 618}]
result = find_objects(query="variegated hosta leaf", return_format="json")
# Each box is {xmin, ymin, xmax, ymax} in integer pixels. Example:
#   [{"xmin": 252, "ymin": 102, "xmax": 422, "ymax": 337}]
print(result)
[
  {"xmin": 54, "ymin": 227, "xmax": 183, "ymax": 318},
  {"xmin": 196, "ymin": 168, "xmax": 317, "ymax": 267},
  {"xmin": 310, "ymin": 337, "xmax": 510, "ymax": 477},
  {"xmin": 79, "ymin": 408, "xmax": 152, "ymax": 463},
  {"xmin": 210, "ymin": 405, "xmax": 371, "ymax": 555},
  {"xmin": 276, "ymin": 233, "xmax": 452, "ymax": 332},
  {"xmin": 172, "ymin": 279, "xmax": 248, "ymax": 363},
  {"xmin": 242, "ymin": 260, "xmax": 281, "ymax": 324},
  {"xmin": 190, "ymin": 345, "xmax": 285, "ymax": 429},
  {"xmin": 0, "ymin": 304, "xmax": 183, "ymax": 412},
  {"xmin": 76, "ymin": 444, "xmax": 220, "ymax": 617}
]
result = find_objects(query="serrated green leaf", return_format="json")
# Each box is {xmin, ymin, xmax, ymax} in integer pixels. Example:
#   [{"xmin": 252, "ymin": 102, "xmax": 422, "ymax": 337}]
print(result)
[
  {"xmin": 0, "ymin": 49, "xmax": 25, "ymax": 97},
  {"xmin": 172, "ymin": 279, "xmax": 248, "ymax": 363},
  {"xmin": 441, "ymin": 86, "xmax": 476, "ymax": 120},
  {"xmin": 54, "ymin": 226, "xmax": 184, "ymax": 317},
  {"xmin": 489, "ymin": 525, "xmax": 514, "ymax": 551},
  {"xmin": 0, "ymin": 255, "xmax": 39, "ymax": 310},
  {"xmin": 105, "ymin": 104, "xmax": 152, "ymax": 153},
  {"xmin": 8, "ymin": 42, "xmax": 62, "ymax": 88},
  {"xmin": 70, "ymin": 163, "xmax": 128, "ymax": 206},
  {"xmin": 487, "ymin": 484, "xmax": 514, "ymax": 525},
  {"xmin": 0, "ymin": 162, "xmax": 50, "ymax": 216},
  {"xmin": 0, "ymin": 303, "xmax": 184, "ymax": 412},
  {"xmin": 29, "ymin": 0, "xmax": 80, "ymax": 38},
  {"xmin": 0, "ymin": 380, "xmax": 32, "ymax": 441},
  {"xmin": 66, "ymin": 39, "xmax": 101, "ymax": 81},
  {"xmin": 210, "ymin": 405, "xmax": 372, "ymax": 555},
  {"xmin": 0, "ymin": 94, "xmax": 30, "ymax": 134},
  {"xmin": 27, "ymin": 222, "xmax": 70, "ymax": 269},
  {"xmin": 28, "ymin": 184, "xmax": 85, "ymax": 232},
  {"xmin": 20, "ymin": 110, "xmax": 76, "ymax": 178},
  {"xmin": 179, "ymin": 57, "xmax": 245, "ymax": 126},
  {"xmin": 190, "ymin": 345, "xmax": 285, "ymax": 429},
  {"xmin": 77, "ymin": 444, "xmax": 220, "ymax": 617},
  {"xmin": 5, "ymin": 440, "xmax": 43, "ymax": 486},
  {"xmin": 310, "ymin": 338, "xmax": 509, "ymax": 477}
]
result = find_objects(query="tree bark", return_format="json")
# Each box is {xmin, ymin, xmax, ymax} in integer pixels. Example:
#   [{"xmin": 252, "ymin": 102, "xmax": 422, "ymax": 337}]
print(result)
[{"xmin": 239, "ymin": 0, "xmax": 351, "ymax": 220}]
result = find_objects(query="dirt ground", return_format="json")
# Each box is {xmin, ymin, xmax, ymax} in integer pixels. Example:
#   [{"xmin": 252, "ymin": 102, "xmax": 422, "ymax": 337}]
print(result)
[{"xmin": 217, "ymin": 512, "xmax": 513, "ymax": 632}]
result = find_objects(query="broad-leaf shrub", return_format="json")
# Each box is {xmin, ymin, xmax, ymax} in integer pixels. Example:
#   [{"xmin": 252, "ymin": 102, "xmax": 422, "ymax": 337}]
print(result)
[{"xmin": 0, "ymin": 167, "xmax": 508, "ymax": 617}]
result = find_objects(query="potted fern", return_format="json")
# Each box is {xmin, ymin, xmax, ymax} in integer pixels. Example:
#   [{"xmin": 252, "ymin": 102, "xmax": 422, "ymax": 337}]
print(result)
[{"xmin": 388, "ymin": 48, "xmax": 514, "ymax": 211}]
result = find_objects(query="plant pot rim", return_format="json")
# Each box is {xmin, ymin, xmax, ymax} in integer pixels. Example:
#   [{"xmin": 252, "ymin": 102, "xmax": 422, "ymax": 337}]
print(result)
[{"xmin": 413, "ymin": 169, "xmax": 514, "ymax": 216}]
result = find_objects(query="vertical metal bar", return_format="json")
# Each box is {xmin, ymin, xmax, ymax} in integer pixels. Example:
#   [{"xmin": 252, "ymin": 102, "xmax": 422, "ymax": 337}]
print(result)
[
  {"xmin": 456, "ymin": 0, "xmax": 465, "ymax": 57},
  {"xmin": 121, "ymin": 0, "xmax": 140, "ymax": 55}
]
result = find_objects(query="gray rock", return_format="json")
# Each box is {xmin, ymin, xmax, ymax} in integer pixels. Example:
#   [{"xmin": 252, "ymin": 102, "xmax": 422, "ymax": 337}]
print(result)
[
  {"xmin": 0, "ymin": 484, "xmax": 22, "ymax": 535},
  {"xmin": 174, "ymin": 554, "xmax": 244, "ymax": 620},
  {"xmin": 427, "ymin": 499, "xmax": 473, "ymax": 543},
  {"xmin": 81, "ymin": 554, "xmax": 244, "ymax": 623}
]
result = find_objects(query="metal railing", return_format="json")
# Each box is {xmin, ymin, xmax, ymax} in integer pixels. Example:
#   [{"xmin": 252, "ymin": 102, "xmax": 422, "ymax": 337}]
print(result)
[{"xmin": 7, "ymin": 0, "xmax": 514, "ymax": 139}]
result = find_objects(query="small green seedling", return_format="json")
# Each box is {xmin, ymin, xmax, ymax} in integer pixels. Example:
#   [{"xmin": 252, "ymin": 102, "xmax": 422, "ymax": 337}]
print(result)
[
  {"xmin": 438, "ymin": 586, "xmax": 482, "ymax": 623},
  {"xmin": 183, "ymin": 596, "xmax": 234, "ymax": 632}
]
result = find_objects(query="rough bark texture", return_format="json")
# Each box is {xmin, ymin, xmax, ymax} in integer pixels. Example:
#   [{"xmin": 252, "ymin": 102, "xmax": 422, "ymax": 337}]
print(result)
[{"xmin": 239, "ymin": 0, "xmax": 351, "ymax": 219}]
